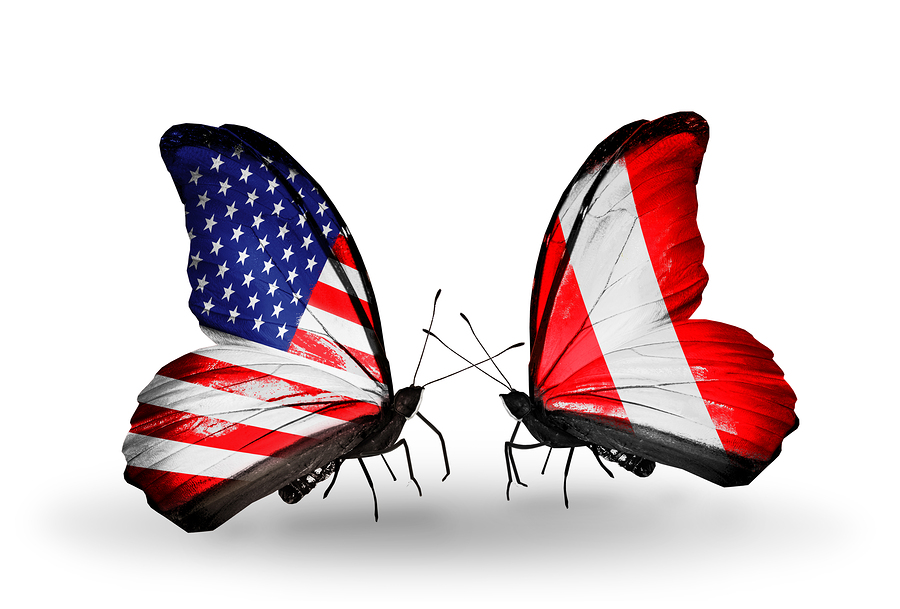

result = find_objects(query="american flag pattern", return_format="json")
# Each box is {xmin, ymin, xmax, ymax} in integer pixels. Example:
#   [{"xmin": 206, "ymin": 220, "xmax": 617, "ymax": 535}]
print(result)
[
  {"xmin": 124, "ymin": 125, "xmax": 393, "ymax": 531},
  {"xmin": 530, "ymin": 113, "xmax": 797, "ymax": 485}
]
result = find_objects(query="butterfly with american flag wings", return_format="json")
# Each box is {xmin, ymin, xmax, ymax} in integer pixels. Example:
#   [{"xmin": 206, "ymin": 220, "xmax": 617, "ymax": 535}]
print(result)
[
  {"xmin": 500, "ymin": 112, "xmax": 798, "ymax": 502},
  {"xmin": 123, "ymin": 124, "xmax": 446, "ymax": 532}
]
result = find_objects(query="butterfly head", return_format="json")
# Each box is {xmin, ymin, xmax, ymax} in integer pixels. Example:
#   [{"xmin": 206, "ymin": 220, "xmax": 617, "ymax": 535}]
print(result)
[
  {"xmin": 500, "ymin": 390, "xmax": 532, "ymax": 421},
  {"xmin": 393, "ymin": 385, "xmax": 424, "ymax": 420}
]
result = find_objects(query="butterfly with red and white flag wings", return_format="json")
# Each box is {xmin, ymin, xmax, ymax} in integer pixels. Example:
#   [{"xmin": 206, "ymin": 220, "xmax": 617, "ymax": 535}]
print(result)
[
  {"xmin": 499, "ymin": 112, "xmax": 798, "ymax": 501},
  {"xmin": 123, "ymin": 124, "xmax": 447, "ymax": 532}
]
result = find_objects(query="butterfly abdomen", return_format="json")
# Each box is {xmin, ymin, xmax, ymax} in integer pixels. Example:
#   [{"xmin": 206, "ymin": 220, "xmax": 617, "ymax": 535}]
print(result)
[
  {"xmin": 278, "ymin": 461, "xmax": 337, "ymax": 504},
  {"xmin": 591, "ymin": 445, "xmax": 655, "ymax": 477}
]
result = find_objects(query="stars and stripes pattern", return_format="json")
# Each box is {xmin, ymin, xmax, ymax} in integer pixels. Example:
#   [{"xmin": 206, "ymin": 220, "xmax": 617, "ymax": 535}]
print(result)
[
  {"xmin": 530, "ymin": 113, "xmax": 797, "ymax": 485},
  {"xmin": 123, "ymin": 125, "xmax": 391, "ymax": 531}
]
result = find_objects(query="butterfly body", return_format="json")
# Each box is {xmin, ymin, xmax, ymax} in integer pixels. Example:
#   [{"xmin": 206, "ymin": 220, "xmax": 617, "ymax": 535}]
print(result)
[{"xmin": 124, "ymin": 125, "xmax": 439, "ymax": 532}]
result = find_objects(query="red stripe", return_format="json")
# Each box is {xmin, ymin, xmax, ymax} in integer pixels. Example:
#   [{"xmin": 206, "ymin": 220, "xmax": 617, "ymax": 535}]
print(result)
[
  {"xmin": 537, "ymin": 261, "xmax": 631, "ymax": 429},
  {"xmin": 130, "ymin": 403, "xmax": 319, "ymax": 456},
  {"xmin": 672, "ymin": 320, "xmax": 797, "ymax": 460},
  {"xmin": 308, "ymin": 280, "xmax": 373, "ymax": 325},
  {"xmin": 624, "ymin": 129, "xmax": 708, "ymax": 322},
  {"xmin": 288, "ymin": 329, "xmax": 383, "ymax": 383},
  {"xmin": 156, "ymin": 352, "xmax": 358, "ymax": 416},
  {"xmin": 331, "ymin": 234, "xmax": 357, "ymax": 269}
]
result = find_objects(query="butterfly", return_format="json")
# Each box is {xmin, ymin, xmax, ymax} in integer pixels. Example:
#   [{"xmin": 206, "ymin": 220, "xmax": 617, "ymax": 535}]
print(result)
[
  {"xmin": 498, "ymin": 112, "xmax": 798, "ymax": 504},
  {"xmin": 123, "ymin": 124, "xmax": 449, "ymax": 532}
]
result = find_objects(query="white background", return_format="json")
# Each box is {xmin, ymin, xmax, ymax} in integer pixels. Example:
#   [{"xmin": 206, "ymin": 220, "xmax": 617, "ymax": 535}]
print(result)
[{"xmin": 5, "ymin": 2, "xmax": 896, "ymax": 607}]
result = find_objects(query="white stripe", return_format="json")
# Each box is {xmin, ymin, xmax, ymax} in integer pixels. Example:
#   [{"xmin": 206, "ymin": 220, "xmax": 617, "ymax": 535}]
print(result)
[
  {"xmin": 319, "ymin": 260, "xmax": 368, "ymax": 303},
  {"xmin": 124, "ymin": 433, "xmax": 273, "ymax": 479},
  {"xmin": 200, "ymin": 328, "xmax": 387, "ymax": 396},
  {"xmin": 138, "ymin": 375, "xmax": 365, "ymax": 435},
  {"xmin": 560, "ymin": 158, "xmax": 723, "ymax": 450}
]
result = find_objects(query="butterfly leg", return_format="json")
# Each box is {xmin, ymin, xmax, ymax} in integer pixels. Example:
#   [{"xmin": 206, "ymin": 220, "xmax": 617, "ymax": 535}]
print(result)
[
  {"xmin": 505, "ymin": 440, "xmax": 546, "ymax": 500},
  {"xmin": 589, "ymin": 447, "xmax": 615, "ymax": 479},
  {"xmin": 380, "ymin": 439, "xmax": 422, "ymax": 497},
  {"xmin": 358, "ymin": 458, "xmax": 379, "ymax": 522},
  {"xmin": 417, "ymin": 412, "xmax": 450, "ymax": 481},
  {"xmin": 563, "ymin": 447, "xmax": 575, "ymax": 509},
  {"xmin": 506, "ymin": 422, "xmax": 527, "ymax": 493},
  {"xmin": 381, "ymin": 454, "xmax": 397, "ymax": 482},
  {"xmin": 323, "ymin": 458, "xmax": 344, "ymax": 499},
  {"xmin": 541, "ymin": 447, "xmax": 553, "ymax": 475}
]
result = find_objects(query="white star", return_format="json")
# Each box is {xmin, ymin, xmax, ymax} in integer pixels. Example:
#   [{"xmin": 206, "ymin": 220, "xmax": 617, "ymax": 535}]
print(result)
[
  {"xmin": 248, "ymin": 293, "xmax": 259, "ymax": 310},
  {"xmin": 232, "ymin": 144, "xmax": 243, "ymax": 159},
  {"xmin": 197, "ymin": 191, "xmax": 210, "ymax": 209},
  {"xmin": 236, "ymin": 248, "xmax": 249, "ymax": 265},
  {"xmin": 262, "ymin": 259, "xmax": 274, "ymax": 274},
  {"xmin": 267, "ymin": 280, "xmax": 279, "ymax": 296},
  {"xmin": 204, "ymin": 215, "xmax": 217, "ymax": 232},
  {"xmin": 287, "ymin": 168, "xmax": 298, "ymax": 182},
  {"xmin": 242, "ymin": 270, "xmax": 255, "ymax": 287},
  {"xmin": 272, "ymin": 302, "xmax": 283, "ymax": 318},
  {"xmin": 272, "ymin": 200, "xmax": 284, "ymax": 216},
  {"xmin": 296, "ymin": 214, "xmax": 306, "ymax": 227},
  {"xmin": 222, "ymin": 284, "xmax": 235, "ymax": 301},
  {"xmin": 231, "ymin": 226, "xmax": 244, "ymax": 242},
  {"xmin": 291, "ymin": 290, "xmax": 302, "ymax": 305},
  {"xmin": 210, "ymin": 238, "xmax": 223, "ymax": 255},
  {"xmin": 305, "ymin": 256, "xmax": 318, "ymax": 271},
  {"xmin": 301, "ymin": 234, "xmax": 313, "ymax": 250},
  {"xmin": 189, "ymin": 167, "xmax": 202, "ymax": 185},
  {"xmin": 228, "ymin": 307, "xmax": 240, "ymax": 323},
  {"xmin": 257, "ymin": 235, "xmax": 270, "ymax": 251},
  {"xmin": 189, "ymin": 251, "xmax": 203, "ymax": 269},
  {"xmin": 252, "ymin": 315, "xmax": 264, "ymax": 331},
  {"xmin": 246, "ymin": 189, "xmax": 259, "ymax": 205},
  {"xmin": 187, "ymin": 228, "xmax": 196, "ymax": 241},
  {"xmin": 321, "ymin": 222, "xmax": 333, "ymax": 238},
  {"xmin": 262, "ymin": 155, "xmax": 273, "ymax": 166},
  {"xmin": 282, "ymin": 246, "xmax": 294, "ymax": 262},
  {"xmin": 240, "ymin": 165, "xmax": 253, "ymax": 183},
  {"xmin": 298, "ymin": 188, "xmax": 305, "ymax": 199},
  {"xmin": 267, "ymin": 178, "xmax": 279, "ymax": 194},
  {"xmin": 225, "ymin": 202, "xmax": 238, "ymax": 219},
  {"xmin": 210, "ymin": 154, "xmax": 224, "ymax": 172},
  {"xmin": 217, "ymin": 261, "xmax": 230, "ymax": 278},
  {"xmin": 277, "ymin": 223, "xmax": 289, "ymax": 240},
  {"xmin": 317, "ymin": 201, "xmax": 329, "ymax": 216},
  {"xmin": 195, "ymin": 274, "xmax": 208, "ymax": 292},
  {"xmin": 202, "ymin": 298, "xmax": 214, "ymax": 315},
  {"xmin": 287, "ymin": 268, "xmax": 298, "ymax": 283},
  {"xmin": 276, "ymin": 324, "xmax": 288, "ymax": 339},
  {"xmin": 218, "ymin": 178, "xmax": 231, "ymax": 195},
  {"xmin": 252, "ymin": 213, "xmax": 264, "ymax": 229}
]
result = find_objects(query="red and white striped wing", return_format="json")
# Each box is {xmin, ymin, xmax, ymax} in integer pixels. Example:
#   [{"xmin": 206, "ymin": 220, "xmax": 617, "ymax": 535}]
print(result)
[
  {"xmin": 530, "ymin": 112, "xmax": 797, "ymax": 486},
  {"xmin": 124, "ymin": 124, "xmax": 392, "ymax": 531}
]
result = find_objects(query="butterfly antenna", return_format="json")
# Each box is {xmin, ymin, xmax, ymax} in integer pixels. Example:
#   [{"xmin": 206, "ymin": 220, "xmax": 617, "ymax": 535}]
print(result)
[
  {"xmin": 460, "ymin": 312, "xmax": 514, "ymax": 390},
  {"xmin": 412, "ymin": 289, "xmax": 441, "ymax": 386},
  {"xmin": 421, "ymin": 339, "xmax": 524, "ymax": 387},
  {"xmin": 420, "ymin": 329, "xmax": 510, "ymax": 389}
]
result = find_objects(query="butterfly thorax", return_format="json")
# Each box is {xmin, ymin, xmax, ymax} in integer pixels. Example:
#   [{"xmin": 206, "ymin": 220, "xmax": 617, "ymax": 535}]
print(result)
[
  {"xmin": 346, "ymin": 385, "xmax": 424, "ymax": 457},
  {"xmin": 502, "ymin": 390, "xmax": 587, "ymax": 449}
]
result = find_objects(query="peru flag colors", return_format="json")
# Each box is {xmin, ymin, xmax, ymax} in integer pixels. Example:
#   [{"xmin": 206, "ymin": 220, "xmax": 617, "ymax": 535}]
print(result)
[
  {"xmin": 124, "ymin": 124, "xmax": 392, "ymax": 531},
  {"xmin": 530, "ymin": 113, "xmax": 797, "ymax": 485}
]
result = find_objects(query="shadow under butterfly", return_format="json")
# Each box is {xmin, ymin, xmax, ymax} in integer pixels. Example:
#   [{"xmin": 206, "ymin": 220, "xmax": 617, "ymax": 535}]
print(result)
[
  {"xmin": 122, "ymin": 124, "xmax": 496, "ymax": 532},
  {"xmin": 454, "ymin": 112, "xmax": 798, "ymax": 506}
]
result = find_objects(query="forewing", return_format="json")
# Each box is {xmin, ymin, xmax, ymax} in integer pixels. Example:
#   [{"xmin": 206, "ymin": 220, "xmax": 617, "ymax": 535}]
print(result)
[
  {"xmin": 159, "ymin": 123, "xmax": 391, "ymax": 390},
  {"xmin": 124, "ymin": 342, "xmax": 384, "ymax": 532},
  {"xmin": 530, "ymin": 112, "xmax": 797, "ymax": 485}
]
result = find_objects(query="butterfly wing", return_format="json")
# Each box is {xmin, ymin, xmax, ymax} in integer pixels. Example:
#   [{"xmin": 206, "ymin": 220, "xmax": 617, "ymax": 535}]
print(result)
[
  {"xmin": 124, "ymin": 124, "xmax": 391, "ymax": 531},
  {"xmin": 530, "ymin": 112, "xmax": 797, "ymax": 486}
]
